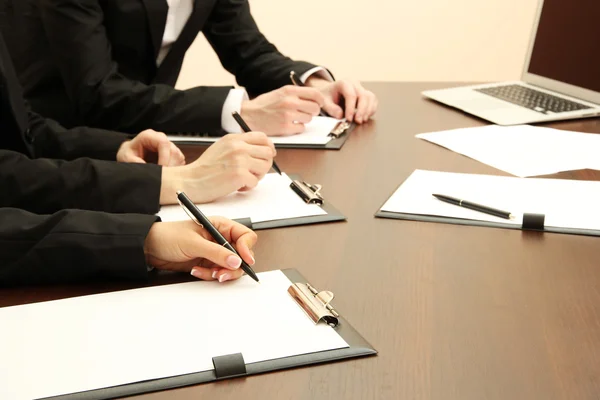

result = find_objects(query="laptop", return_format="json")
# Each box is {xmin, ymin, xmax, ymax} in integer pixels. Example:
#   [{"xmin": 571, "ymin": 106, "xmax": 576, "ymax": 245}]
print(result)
[{"xmin": 422, "ymin": 0, "xmax": 600, "ymax": 125}]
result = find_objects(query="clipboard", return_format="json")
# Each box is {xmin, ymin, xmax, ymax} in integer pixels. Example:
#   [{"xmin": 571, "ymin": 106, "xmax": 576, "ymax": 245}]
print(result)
[
  {"xmin": 41, "ymin": 269, "xmax": 377, "ymax": 400},
  {"xmin": 374, "ymin": 171, "xmax": 600, "ymax": 238},
  {"xmin": 167, "ymin": 121, "xmax": 356, "ymax": 150},
  {"xmin": 158, "ymin": 173, "xmax": 346, "ymax": 230},
  {"xmin": 252, "ymin": 174, "xmax": 345, "ymax": 229}
]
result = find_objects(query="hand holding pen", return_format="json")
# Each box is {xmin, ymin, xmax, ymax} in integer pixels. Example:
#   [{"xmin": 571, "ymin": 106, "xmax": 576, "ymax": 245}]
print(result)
[
  {"xmin": 232, "ymin": 111, "xmax": 283, "ymax": 175},
  {"xmin": 176, "ymin": 191, "xmax": 260, "ymax": 283}
]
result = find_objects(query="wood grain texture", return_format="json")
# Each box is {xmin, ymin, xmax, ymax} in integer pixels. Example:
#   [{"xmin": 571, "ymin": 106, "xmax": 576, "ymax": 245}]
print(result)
[{"xmin": 3, "ymin": 83, "xmax": 600, "ymax": 400}]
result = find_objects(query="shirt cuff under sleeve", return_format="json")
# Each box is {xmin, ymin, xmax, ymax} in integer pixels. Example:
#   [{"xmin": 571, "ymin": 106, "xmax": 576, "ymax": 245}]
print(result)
[
  {"xmin": 221, "ymin": 89, "xmax": 250, "ymax": 133},
  {"xmin": 299, "ymin": 67, "xmax": 335, "ymax": 84}
]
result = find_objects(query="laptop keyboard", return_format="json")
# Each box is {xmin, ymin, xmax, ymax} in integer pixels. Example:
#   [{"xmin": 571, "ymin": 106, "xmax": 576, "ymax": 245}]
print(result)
[{"xmin": 475, "ymin": 84, "xmax": 591, "ymax": 114}]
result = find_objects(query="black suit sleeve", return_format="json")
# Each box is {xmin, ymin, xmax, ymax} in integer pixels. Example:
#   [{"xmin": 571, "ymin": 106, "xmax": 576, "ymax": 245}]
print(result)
[
  {"xmin": 28, "ymin": 109, "xmax": 130, "ymax": 161},
  {"xmin": 0, "ymin": 208, "xmax": 156, "ymax": 286},
  {"xmin": 0, "ymin": 150, "xmax": 162, "ymax": 215},
  {"xmin": 38, "ymin": 0, "xmax": 231, "ymax": 134},
  {"xmin": 203, "ymin": 0, "xmax": 323, "ymax": 97}
]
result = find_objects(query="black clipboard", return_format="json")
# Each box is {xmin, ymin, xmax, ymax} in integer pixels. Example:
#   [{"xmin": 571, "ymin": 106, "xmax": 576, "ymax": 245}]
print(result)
[
  {"xmin": 228, "ymin": 173, "xmax": 346, "ymax": 230},
  {"xmin": 375, "ymin": 185, "xmax": 600, "ymax": 238},
  {"xmin": 42, "ymin": 269, "xmax": 377, "ymax": 400},
  {"xmin": 168, "ymin": 122, "xmax": 356, "ymax": 150}
]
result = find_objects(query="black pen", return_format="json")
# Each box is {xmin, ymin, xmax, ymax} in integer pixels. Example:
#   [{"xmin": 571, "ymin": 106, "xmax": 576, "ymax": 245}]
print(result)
[
  {"xmin": 176, "ymin": 190, "xmax": 260, "ymax": 283},
  {"xmin": 432, "ymin": 194, "xmax": 514, "ymax": 220},
  {"xmin": 290, "ymin": 71, "xmax": 327, "ymax": 117},
  {"xmin": 231, "ymin": 111, "xmax": 282, "ymax": 175}
]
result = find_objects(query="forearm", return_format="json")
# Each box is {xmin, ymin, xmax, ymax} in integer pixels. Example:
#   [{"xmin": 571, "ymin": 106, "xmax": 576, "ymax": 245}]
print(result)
[
  {"xmin": 0, "ymin": 151, "xmax": 162, "ymax": 215},
  {"xmin": 205, "ymin": 0, "xmax": 319, "ymax": 96},
  {"xmin": 29, "ymin": 111, "xmax": 129, "ymax": 161},
  {"xmin": 0, "ymin": 208, "xmax": 156, "ymax": 287}
]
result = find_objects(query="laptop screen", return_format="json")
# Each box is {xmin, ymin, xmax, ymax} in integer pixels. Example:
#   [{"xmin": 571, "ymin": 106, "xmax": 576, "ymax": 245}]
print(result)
[{"xmin": 528, "ymin": 0, "xmax": 600, "ymax": 93}]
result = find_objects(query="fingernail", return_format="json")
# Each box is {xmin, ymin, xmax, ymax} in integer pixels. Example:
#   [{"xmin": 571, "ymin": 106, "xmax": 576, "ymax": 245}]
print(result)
[
  {"xmin": 219, "ymin": 273, "xmax": 231, "ymax": 283},
  {"xmin": 249, "ymin": 254, "xmax": 256, "ymax": 265},
  {"xmin": 212, "ymin": 270, "xmax": 218, "ymax": 279},
  {"xmin": 190, "ymin": 269, "xmax": 201, "ymax": 279},
  {"xmin": 226, "ymin": 255, "xmax": 242, "ymax": 269}
]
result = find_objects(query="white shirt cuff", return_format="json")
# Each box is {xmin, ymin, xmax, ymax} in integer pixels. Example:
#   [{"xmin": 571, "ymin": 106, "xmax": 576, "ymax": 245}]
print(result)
[
  {"xmin": 221, "ymin": 89, "xmax": 249, "ymax": 133},
  {"xmin": 299, "ymin": 67, "xmax": 334, "ymax": 84}
]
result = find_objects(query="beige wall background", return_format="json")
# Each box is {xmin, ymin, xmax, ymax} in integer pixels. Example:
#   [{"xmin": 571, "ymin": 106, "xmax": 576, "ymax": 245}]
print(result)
[{"xmin": 176, "ymin": 0, "xmax": 540, "ymax": 90}]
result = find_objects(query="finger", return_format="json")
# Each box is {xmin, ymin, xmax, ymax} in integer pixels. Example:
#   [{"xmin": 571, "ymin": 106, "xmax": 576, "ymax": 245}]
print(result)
[
  {"xmin": 156, "ymin": 139, "xmax": 172, "ymax": 166},
  {"xmin": 185, "ymin": 233, "xmax": 244, "ymax": 271},
  {"xmin": 169, "ymin": 143, "xmax": 186, "ymax": 166},
  {"xmin": 136, "ymin": 130, "xmax": 172, "ymax": 165},
  {"xmin": 238, "ymin": 131, "xmax": 273, "ymax": 148},
  {"xmin": 282, "ymin": 86, "xmax": 326, "ymax": 107},
  {"xmin": 322, "ymin": 99, "xmax": 344, "ymax": 119},
  {"xmin": 208, "ymin": 216, "xmax": 258, "ymax": 265},
  {"xmin": 354, "ymin": 90, "xmax": 370, "ymax": 124},
  {"xmin": 123, "ymin": 155, "xmax": 147, "ymax": 164},
  {"xmin": 236, "ymin": 169, "xmax": 260, "ymax": 191},
  {"xmin": 282, "ymin": 110, "xmax": 313, "ymax": 125},
  {"xmin": 279, "ymin": 122, "xmax": 305, "ymax": 136},
  {"xmin": 247, "ymin": 145, "xmax": 275, "ymax": 162},
  {"xmin": 212, "ymin": 267, "xmax": 245, "ymax": 283},
  {"xmin": 289, "ymin": 98, "xmax": 321, "ymax": 116},
  {"xmin": 247, "ymin": 157, "xmax": 272, "ymax": 179},
  {"xmin": 339, "ymin": 82, "xmax": 358, "ymax": 121},
  {"xmin": 190, "ymin": 266, "xmax": 215, "ymax": 280}
]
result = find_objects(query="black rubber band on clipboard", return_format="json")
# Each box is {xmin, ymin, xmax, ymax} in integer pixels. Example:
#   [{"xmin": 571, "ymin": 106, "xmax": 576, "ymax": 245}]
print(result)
[
  {"xmin": 522, "ymin": 213, "xmax": 545, "ymax": 231},
  {"xmin": 212, "ymin": 353, "xmax": 247, "ymax": 379}
]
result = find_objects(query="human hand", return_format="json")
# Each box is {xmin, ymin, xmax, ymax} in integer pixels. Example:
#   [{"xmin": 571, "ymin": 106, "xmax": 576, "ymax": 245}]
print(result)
[
  {"xmin": 160, "ymin": 132, "xmax": 276, "ymax": 204},
  {"xmin": 240, "ymin": 86, "xmax": 325, "ymax": 136},
  {"xmin": 144, "ymin": 217, "xmax": 258, "ymax": 282},
  {"xmin": 117, "ymin": 129, "xmax": 185, "ymax": 166},
  {"xmin": 305, "ymin": 77, "xmax": 378, "ymax": 124}
]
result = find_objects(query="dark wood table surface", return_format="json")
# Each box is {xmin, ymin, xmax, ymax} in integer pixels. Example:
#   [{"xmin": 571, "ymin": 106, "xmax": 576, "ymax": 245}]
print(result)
[{"xmin": 4, "ymin": 82, "xmax": 600, "ymax": 400}]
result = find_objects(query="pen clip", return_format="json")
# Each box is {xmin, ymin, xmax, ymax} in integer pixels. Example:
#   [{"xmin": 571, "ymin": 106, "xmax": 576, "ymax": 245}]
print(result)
[
  {"xmin": 176, "ymin": 197, "xmax": 203, "ymax": 228},
  {"xmin": 289, "ymin": 71, "xmax": 301, "ymax": 86}
]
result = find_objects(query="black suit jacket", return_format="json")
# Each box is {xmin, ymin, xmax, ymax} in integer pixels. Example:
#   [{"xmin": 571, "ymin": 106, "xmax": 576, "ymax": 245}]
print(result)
[
  {"xmin": 0, "ymin": 0, "xmax": 320, "ymax": 135},
  {"xmin": 0, "ymin": 30, "xmax": 162, "ymax": 286}
]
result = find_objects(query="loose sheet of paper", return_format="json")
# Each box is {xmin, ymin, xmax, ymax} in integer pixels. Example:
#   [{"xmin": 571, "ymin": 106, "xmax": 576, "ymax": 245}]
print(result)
[
  {"xmin": 158, "ymin": 173, "xmax": 327, "ymax": 223},
  {"xmin": 381, "ymin": 169, "xmax": 600, "ymax": 231},
  {"xmin": 416, "ymin": 125, "xmax": 600, "ymax": 177},
  {"xmin": 0, "ymin": 270, "xmax": 349, "ymax": 400},
  {"xmin": 167, "ymin": 116, "xmax": 343, "ymax": 146}
]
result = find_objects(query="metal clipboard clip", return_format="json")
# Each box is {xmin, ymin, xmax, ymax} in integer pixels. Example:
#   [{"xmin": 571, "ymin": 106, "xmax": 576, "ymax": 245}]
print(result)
[
  {"xmin": 329, "ymin": 120, "xmax": 352, "ymax": 138},
  {"xmin": 290, "ymin": 180, "xmax": 324, "ymax": 205},
  {"xmin": 288, "ymin": 282, "xmax": 340, "ymax": 327}
]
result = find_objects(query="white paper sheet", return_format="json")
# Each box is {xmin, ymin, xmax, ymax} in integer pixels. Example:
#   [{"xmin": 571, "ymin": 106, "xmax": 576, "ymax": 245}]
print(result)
[
  {"xmin": 381, "ymin": 169, "xmax": 600, "ymax": 231},
  {"xmin": 416, "ymin": 125, "xmax": 600, "ymax": 177},
  {"xmin": 167, "ymin": 116, "xmax": 343, "ymax": 145},
  {"xmin": 0, "ymin": 270, "xmax": 349, "ymax": 400},
  {"xmin": 157, "ymin": 173, "xmax": 327, "ymax": 223}
]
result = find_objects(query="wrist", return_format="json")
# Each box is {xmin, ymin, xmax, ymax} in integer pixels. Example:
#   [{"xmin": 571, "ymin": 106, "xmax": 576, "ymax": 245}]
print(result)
[
  {"xmin": 160, "ymin": 166, "xmax": 183, "ymax": 205},
  {"xmin": 304, "ymin": 76, "xmax": 330, "ymax": 89},
  {"xmin": 240, "ymin": 100, "xmax": 258, "ymax": 129}
]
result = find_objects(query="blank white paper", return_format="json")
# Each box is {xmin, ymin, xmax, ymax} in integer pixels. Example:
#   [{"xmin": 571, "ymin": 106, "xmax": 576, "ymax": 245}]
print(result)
[
  {"xmin": 158, "ymin": 173, "xmax": 327, "ymax": 223},
  {"xmin": 381, "ymin": 169, "xmax": 600, "ymax": 231},
  {"xmin": 167, "ymin": 116, "xmax": 343, "ymax": 145},
  {"xmin": 0, "ymin": 270, "xmax": 348, "ymax": 400},
  {"xmin": 416, "ymin": 125, "xmax": 600, "ymax": 177}
]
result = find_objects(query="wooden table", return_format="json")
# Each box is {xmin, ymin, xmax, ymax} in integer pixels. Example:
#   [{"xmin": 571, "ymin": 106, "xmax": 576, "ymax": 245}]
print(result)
[{"xmin": 4, "ymin": 83, "xmax": 600, "ymax": 400}]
